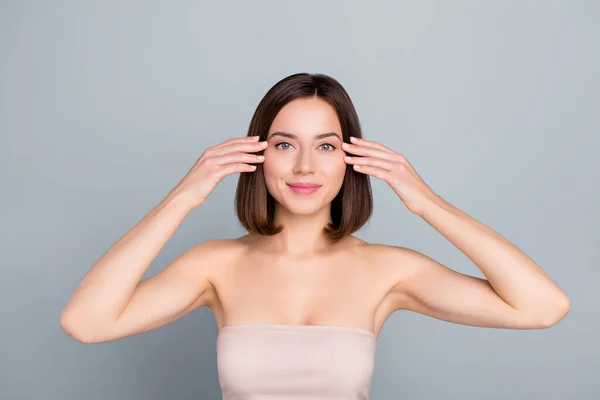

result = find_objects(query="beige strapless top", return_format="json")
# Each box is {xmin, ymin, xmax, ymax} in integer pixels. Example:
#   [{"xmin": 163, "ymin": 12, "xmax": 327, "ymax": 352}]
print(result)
[{"xmin": 217, "ymin": 323, "xmax": 377, "ymax": 400}]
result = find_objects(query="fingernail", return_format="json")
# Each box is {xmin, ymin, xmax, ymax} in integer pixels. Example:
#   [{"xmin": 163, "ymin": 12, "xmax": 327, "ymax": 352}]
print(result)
[
  {"xmin": 350, "ymin": 136, "xmax": 357, "ymax": 142},
  {"xmin": 257, "ymin": 155, "xmax": 264, "ymax": 160},
  {"xmin": 342, "ymin": 142, "xmax": 349, "ymax": 148}
]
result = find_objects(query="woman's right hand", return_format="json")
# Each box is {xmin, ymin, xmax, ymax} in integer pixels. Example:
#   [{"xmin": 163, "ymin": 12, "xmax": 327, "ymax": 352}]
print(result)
[{"xmin": 168, "ymin": 135, "xmax": 267, "ymax": 210}]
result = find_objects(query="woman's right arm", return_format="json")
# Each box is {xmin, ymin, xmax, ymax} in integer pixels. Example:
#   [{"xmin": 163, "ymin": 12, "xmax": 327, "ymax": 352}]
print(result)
[
  {"xmin": 60, "ymin": 194, "xmax": 201, "ymax": 344},
  {"xmin": 59, "ymin": 135, "xmax": 267, "ymax": 343}
]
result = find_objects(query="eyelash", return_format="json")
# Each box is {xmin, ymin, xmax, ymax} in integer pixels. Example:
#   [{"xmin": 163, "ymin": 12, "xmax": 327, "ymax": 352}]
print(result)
[{"xmin": 274, "ymin": 142, "xmax": 337, "ymax": 152}]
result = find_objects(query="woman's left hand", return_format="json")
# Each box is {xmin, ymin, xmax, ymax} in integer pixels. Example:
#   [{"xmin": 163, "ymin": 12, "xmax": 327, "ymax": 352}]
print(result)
[{"xmin": 342, "ymin": 136, "xmax": 440, "ymax": 216}]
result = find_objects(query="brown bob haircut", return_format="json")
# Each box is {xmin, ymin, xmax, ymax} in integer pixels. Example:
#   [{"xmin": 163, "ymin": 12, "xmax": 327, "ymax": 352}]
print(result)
[{"xmin": 235, "ymin": 72, "xmax": 373, "ymax": 242}]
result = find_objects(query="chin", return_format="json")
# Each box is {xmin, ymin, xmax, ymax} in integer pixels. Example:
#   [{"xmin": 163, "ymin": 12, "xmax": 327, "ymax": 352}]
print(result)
[
  {"xmin": 272, "ymin": 189, "xmax": 337, "ymax": 216},
  {"xmin": 280, "ymin": 201, "xmax": 329, "ymax": 216}
]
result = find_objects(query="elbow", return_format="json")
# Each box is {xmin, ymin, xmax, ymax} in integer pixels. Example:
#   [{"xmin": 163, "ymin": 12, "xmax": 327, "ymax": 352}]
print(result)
[
  {"xmin": 536, "ymin": 295, "xmax": 572, "ymax": 329},
  {"xmin": 60, "ymin": 311, "xmax": 102, "ymax": 344}
]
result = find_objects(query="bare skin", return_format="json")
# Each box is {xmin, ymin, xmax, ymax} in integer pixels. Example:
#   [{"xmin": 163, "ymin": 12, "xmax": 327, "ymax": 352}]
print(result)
[
  {"xmin": 59, "ymin": 216, "xmax": 403, "ymax": 343},
  {"xmin": 60, "ymin": 96, "xmax": 570, "ymax": 345},
  {"xmin": 206, "ymin": 235, "xmax": 402, "ymax": 340},
  {"xmin": 59, "ymin": 134, "xmax": 269, "ymax": 343},
  {"xmin": 60, "ymin": 98, "xmax": 404, "ymax": 343}
]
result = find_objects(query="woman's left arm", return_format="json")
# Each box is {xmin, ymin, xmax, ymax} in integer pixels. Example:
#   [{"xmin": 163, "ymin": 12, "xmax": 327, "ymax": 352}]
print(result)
[
  {"xmin": 412, "ymin": 194, "xmax": 570, "ymax": 327},
  {"xmin": 343, "ymin": 136, "xmax": 571, "ymax": 329}
]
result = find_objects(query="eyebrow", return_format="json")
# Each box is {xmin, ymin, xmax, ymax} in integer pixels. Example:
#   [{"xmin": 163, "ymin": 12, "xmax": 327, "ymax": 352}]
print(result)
[{"xmin": 268, "ymin": 131, "xmax": 342, "ymax": 141}]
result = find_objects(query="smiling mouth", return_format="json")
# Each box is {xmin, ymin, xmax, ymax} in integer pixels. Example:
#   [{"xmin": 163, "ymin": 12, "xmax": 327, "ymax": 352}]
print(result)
[
  {"xmin": 287, "ymin": 183, "xmax": 321, "ymax": 188},
  {"xmin": 286, "ymin": 183, "xmax": 322, "ymax": 194}
]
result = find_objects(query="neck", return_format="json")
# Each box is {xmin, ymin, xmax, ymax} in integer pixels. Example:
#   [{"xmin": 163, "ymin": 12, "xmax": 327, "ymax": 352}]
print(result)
[{"xmin": 267, "ymin": 203, "xmax": 334, "ymax": 256}]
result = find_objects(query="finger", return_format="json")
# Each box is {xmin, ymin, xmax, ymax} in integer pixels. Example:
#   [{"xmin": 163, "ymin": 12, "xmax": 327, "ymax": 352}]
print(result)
[
  {"xmin": 218, "ymin": 162, "xmax": 257, "ymax": 178},
  {"xmin": 212, "ymin": 135, "xmax": 260, "ymax": 150},
  {"xmin": 215, "ymin": 152, "xmax": 265, "ymax": 166},
  {"xmin": 351, "ymin": 164, "xmax": 390, "ymax": 181},
  {"xmin": 342, "ymin": 142, "xmax": 395, "ymax": 160},
  {"xmin": 213, "ymin": 140, "xmax": 268, "ymax": 157},
  {"xmin": 349, "ymin": 136, "xmax": 395, "ymax": 153},
  {"xmin": 344, "ymin": 156, "xmax": 394, "ymax": 171}
]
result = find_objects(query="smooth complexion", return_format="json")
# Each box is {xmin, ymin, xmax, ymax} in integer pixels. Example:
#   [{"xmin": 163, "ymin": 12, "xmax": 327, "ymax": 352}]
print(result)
[{"xmin": 260, "ymin": 97, "xmax": 349, "ymax": 256}]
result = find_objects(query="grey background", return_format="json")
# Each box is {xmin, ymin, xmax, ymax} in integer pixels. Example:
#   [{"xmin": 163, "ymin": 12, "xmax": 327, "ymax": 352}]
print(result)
[{"xmin": 1, "ymin": 1, "xmax": 597, "ymax": 399}]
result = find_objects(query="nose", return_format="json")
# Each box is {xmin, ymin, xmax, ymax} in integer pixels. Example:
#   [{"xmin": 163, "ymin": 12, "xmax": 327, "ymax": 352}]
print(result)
[{"xmin": 293, "ymin": 148, "xmax": 316, "ymax": 175}]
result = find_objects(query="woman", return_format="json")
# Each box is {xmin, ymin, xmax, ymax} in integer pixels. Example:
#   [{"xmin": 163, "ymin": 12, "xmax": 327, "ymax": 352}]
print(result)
[{"xmin": 60, "ymin": 73, "xmax": 571, "ymax": 399}]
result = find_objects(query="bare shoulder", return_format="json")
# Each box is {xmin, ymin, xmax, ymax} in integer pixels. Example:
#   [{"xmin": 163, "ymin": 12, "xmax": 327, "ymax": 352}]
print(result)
[
  {"xmin": 189, "ymin": 237, "xmax": 247, "ymax": 253},
  {"xmin": 186, "ymin": 236, "xmax": 250, "ymax": 266},
  {"xmin": 369, "ymin": 241, "xmax": 429, "ymax": 265},
  {"xmin": 352, "ymin": 240, "xmax": 413, "ymax": 266},
  {"xmin": 186, "ymin": 234, "xmax": 260, "ymax": 274},
  {"xmin": 351, "ymin": 240, "xmax": 425, "ymax": 283}
]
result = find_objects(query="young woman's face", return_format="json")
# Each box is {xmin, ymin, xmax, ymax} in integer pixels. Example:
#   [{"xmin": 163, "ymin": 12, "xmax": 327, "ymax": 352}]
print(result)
[{"xmin": 263, "ymin": 97, "xmax": 347, "ymax": 216}]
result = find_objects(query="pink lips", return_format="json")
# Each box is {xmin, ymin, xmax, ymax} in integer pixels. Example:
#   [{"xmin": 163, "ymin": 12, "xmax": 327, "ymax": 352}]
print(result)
[{"xmin": 287, "ymin": 183, "xmax": 321, "ymax": 195}]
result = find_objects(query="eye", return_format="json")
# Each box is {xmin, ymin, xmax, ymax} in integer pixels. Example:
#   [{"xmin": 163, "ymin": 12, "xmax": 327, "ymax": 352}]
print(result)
[
  {"xmin": 273, "ymin": 142, "xmax": 336, "ymax": 152},
  {"xmin": 319, "ymin": 143, "xmax": 336, "ymax": 152},
  {"xmin": 274, "ymin": 142, "xmax": 293, "ymax": 150}
]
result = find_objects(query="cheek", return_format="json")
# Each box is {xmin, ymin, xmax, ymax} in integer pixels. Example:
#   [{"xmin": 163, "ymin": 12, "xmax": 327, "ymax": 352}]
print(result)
[
  {"xmin": 321, "ymin": 157, "xmax": 347, "ymax": 180},
  {"xmin": 263, "ymin": 150, "xmax": 294, "ymax": 174},
  {"xmin": 262, "ymin": 155, "xmax": 289, "ymax": 180}
]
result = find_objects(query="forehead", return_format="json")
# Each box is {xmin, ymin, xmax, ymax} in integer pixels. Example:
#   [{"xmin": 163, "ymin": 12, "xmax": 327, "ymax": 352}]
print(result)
[{"xmin": 268, "ymin": 97, "xmax": 341, "ymax": 136}]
